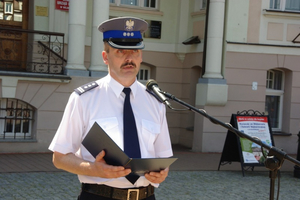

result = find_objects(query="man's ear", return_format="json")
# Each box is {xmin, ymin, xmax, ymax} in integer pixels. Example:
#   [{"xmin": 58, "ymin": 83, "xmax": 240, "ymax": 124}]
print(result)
[{"xmin": 102, "ymin": 51, "xmax": 108, "ymax": 64}]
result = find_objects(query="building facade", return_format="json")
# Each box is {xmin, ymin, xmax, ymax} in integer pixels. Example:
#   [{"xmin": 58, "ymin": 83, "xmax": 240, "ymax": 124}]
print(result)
[{"xmin": 0, "ymin": 0, "xmax": 300, "ymax": 155}]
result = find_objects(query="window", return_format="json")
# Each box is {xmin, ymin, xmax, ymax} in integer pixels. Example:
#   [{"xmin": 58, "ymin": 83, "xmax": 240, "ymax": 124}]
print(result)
[
  {"xmin": 270, "ymin": 0, "xmax": 280, "ymax": 9},
  {"xmin": 143, "ymin": 0, "xmax": 156, "ymax": 8},
  {"xmin": 201, "ymin": 0, "xmax": 207, "ymax": 9},
  {"xmin": 111, "ymin": 0, "xmax": 157, "ymax": 8},
  {"xmin": 121, "ymin": 0, "xmax": 138, "ymax": 6},
  {"xmin": 194, "ymin": 0, "xmax": 207, "ymax": 11},
  {"xmin": 4, "ymin": 2, "xmax": 13, "ymax": 14},
  {"xmin": 0, "ymin": 99, "xmax": 34, "ymax": 140},
  {"xmin": 137, "ymin": 65, "xmax": 151, "ymax": 84},
  {"xmin": 285, "ymin": 0, "xmax": 300, "ymax": 11},
  {"xmin": 0, "ymin": 0, "xmax": 23, "ymax": 21},
  {"xmin": 265, "ymin": 69, "xmax": 284, "ymax": 130},
  {"xmin": 270, "ymin": 0, "xmax": 300, "ymax": 12}
]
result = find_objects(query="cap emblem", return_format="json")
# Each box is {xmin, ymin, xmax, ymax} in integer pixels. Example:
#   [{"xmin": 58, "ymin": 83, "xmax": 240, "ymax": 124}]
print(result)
[{"xmin": 125, "ymin": 19, "xmax": 135, "ymax": 31}]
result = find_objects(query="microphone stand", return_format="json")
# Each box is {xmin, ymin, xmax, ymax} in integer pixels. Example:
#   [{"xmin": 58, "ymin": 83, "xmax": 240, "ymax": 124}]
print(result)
[{"xmin": 161, "ymin": 90, "xmax": 300, "ymax": 200}]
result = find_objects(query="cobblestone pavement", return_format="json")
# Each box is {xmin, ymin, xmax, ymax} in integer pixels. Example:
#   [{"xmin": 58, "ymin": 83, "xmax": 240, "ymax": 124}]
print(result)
[{"xmin": 0, "ymin": 170, "xmax": 299, "ymax": 200}]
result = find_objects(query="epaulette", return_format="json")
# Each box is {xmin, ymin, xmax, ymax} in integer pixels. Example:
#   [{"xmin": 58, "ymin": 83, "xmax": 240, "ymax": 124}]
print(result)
[
  {"xmin": 146, "ymin": 89, "xmax": 164, "ymax": 103},
  {"xmin": 74, "ymin": 81, "xmax": 99, "ymax": 95}
]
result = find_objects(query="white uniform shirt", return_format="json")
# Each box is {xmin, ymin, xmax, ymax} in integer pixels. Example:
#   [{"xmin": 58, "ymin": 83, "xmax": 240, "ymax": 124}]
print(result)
[{"xmin": 49, "ymin": 74, "xmax": 173, "ymax": 188}]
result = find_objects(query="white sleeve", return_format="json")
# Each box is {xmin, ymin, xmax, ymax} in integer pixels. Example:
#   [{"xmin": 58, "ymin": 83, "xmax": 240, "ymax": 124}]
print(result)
[
  {"xmin": 48, "ymin": 92, "xmax": 86, "ymax": 154},
  {"xmin": 154, "ymin": 104, "xmax": 173, "ymax": 158}
]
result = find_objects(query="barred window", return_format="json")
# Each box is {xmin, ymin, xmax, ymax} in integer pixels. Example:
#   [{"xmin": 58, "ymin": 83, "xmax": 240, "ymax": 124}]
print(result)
[{"xmin": 0, "ymin": 99, "xmax": 34, "ymax": 140}]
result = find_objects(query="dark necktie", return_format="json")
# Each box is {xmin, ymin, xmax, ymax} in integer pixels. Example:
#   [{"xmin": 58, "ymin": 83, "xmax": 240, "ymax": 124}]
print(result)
[{"xmin": 123, "ymin": 87, "xmax": 141, "ymax": 184}]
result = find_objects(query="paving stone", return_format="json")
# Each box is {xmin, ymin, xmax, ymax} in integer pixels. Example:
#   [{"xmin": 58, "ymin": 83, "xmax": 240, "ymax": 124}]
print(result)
[{"xmin": 0, "ymin": 171, "xmax": 299, "ymax": 200}]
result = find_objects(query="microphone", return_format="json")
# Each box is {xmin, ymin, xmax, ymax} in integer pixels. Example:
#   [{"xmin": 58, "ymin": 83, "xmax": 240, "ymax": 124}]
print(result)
[{"xmin": 146, "ymin": 79, "xmax": 171, "ymax": 107}]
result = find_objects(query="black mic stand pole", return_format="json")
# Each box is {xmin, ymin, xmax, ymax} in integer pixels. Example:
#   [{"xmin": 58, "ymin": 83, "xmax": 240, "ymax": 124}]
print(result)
[{"xmin": 162, "ymin": 91, "xmax": 300, "ymax": 200}]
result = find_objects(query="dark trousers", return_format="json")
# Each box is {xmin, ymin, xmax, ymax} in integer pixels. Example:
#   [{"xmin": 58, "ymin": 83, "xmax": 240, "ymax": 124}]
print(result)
[{"xmin": 77, "ymin": 189, "xmax": 156, "ymax": 200}]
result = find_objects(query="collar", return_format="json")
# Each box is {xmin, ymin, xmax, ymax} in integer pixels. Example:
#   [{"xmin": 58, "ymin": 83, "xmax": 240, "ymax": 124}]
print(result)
[{"xmin": 107, "ymin": 75, "xmax": 138, "ymax": 99}]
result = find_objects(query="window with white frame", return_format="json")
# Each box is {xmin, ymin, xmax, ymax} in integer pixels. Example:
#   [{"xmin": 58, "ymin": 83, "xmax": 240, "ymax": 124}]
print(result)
[
  {"xmin": 0, "ymin": 99, "xmax": 34, "ymax": 140},
  {"xmin": 270, "ymin": 0, "xmax": 300, "ymax": 12},
  {"xmin": 144, "ymin": 0, "xmax": 156, "ymax": 8},
  {"xmin": 265, "ymin": 69, "xmax": 284, "ymax": 130},
  {"xmin": 4, "ymin": 2, "xmax": 13, "ymax": 14},
  {"xmin": 121, "ymin": 0, "xmax": 138, "ymax": 6},
  {"xmin": 1, "ymin": 0, "xmax": 23, "ymax": 21},
  {"xmin": 137, "ymin": 65, "xmax": 151, "ymax": 84},
  {"xmin": 110, "ymin": 0, "xmax": 157, "ymax": 8}
]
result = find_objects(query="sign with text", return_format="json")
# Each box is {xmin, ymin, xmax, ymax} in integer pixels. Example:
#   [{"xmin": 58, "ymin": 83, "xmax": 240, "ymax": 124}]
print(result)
[
  {"xmin": 36, "ymin": 6, "xmax": 48, "ymax": 17},
  {"xmin": 236, "ymin": 116, "xmax": 272, "ymax": 164},
  {"xmin": 55, "ymin": 0, "xmax": 69, "ymax": 11},
  {"xmin": 218, "ymin": 113, "xmax": 275, "ymax": 176}
]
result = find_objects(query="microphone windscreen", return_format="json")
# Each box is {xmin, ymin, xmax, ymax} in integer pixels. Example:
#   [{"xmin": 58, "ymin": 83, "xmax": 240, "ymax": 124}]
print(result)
[{"xmin": 146, "ymin": 79, "xmax": 158, "ymax": 90}]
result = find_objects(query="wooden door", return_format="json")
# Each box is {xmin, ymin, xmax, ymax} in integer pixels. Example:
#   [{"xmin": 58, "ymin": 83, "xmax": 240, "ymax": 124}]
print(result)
[{"xmin": 0, "ymin": 0, "xmax": 28, "ymax": 71}]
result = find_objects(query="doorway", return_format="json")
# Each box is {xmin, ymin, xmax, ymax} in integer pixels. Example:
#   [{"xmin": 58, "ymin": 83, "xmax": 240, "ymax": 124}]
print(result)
[{"xmin": 0, "ymin": 0, "xmax": 29, "ymax": 71}]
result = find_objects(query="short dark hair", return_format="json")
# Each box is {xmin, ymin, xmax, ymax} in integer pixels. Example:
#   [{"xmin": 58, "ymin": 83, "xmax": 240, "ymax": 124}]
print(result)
[{"xmin": 104, "ymin": 42, "xmax": 110, "ymax": 53}]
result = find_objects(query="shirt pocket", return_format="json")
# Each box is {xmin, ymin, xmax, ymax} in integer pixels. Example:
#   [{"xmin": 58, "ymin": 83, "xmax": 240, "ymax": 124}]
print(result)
[
  {"xmin": 92, "ymin": 117, "xmax": 122, "ymax": 148},
  {"xmin": 141, "ymin": 119, "xmax": 160, "ymax": 156}
]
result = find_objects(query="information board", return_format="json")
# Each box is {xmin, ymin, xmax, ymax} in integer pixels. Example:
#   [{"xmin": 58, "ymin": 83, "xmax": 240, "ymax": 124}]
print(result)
[
  {"xmin": 236, "ymin": 116, "xmax": 273, "ymax": 164},
  {"xmin": 218, "ymin": 112, "xmax": 275, "ymax": 176}
]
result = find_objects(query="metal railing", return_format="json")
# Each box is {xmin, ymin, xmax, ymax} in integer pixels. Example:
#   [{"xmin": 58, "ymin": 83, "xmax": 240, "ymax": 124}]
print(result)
[{"xmin": 0, "ymin": 27, "xmax": 66, "ymax": 75}]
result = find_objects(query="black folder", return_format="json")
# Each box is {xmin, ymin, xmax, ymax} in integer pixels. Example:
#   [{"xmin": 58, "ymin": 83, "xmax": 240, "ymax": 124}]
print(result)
[{"xmin": 82, "ymin": 122, "xmax": 177, "ymax": 175}]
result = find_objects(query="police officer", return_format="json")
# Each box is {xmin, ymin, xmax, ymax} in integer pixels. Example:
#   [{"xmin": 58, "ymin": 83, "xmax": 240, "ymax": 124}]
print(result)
[{"xmin": 49, "ymin": 16, "xmax": 173, "ymax": 200}]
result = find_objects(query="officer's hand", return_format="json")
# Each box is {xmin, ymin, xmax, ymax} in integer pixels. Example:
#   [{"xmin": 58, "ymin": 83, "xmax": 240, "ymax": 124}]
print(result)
[
  {"xmin": 144, "ymin": 167, "xmax": 169, "ymax": 184},
  {"xmin": 94, "ymin": 150, "xmax": 131, "ymax": 178}
]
